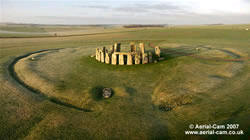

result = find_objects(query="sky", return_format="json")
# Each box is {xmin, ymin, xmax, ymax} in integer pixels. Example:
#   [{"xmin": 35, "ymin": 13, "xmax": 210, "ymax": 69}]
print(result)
[{"xmin": 0, "ymin": 0, "xmax": 250, "ymax": 25}]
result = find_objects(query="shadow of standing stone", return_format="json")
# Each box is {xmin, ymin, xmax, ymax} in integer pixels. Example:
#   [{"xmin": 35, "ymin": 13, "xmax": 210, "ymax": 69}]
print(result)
[{"xmin": 90, "ymin": 86, "xmax": 105, "ymax": 101}]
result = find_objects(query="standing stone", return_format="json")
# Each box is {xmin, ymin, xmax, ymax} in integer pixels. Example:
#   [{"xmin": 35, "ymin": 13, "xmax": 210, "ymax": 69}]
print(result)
[
  {"xmin": 98, "ymin": 51, "xmax": 101, "ymax": 62},
  {"xmin": 130, "ymin": 42, "xmax": 136, "ymax": 52},
  {"xmin": 110, "ymin": 45, "xmax": 114, "ymax": 53},
  {"xmin": 101, "ymin": 51, "xmax": 105, "ymax": 63},
  {"xmin": 155, "ymin": 46, "xmax": 161, "ymax": 57},
  {"xmin": 105, "ymin": 53, "xmax": 110, "ymax": 64},
  {"xmin": 135, "ymin": 54, "xmax": 140, "ymax": 64},
  {"xmin": 139, "ymin": 43, "xmax": 145, "ymax": 54},
  {"xmin": 111, "ymin": 54, "xmax": 117, "ymax": 65},
  {"xmin": 148, "ymin": 52, "xmax": 153, "ymax": 63},
  {"xmin": 119, "ymin": 54, "xmax": 124, "ymax": 65},
  {"xmin": 96, "ymin": 48, "xmax": 99, "ymax": 61},
  {"xmin": 114, "ymin": 43, "xmax": 117, "ymax": 52},
  {"xmin": 127, "ymin": 53, "xmax": 133, "ymax": 65},
  {"xmin": 98, "ymin": 49, "xmax": 102, "ymax": 61},
  {"xmin": 142, "ymin": 53, "xmax": 149, "ymax": 64},
  {"xmin": 95, "ymin": 48, "xmax": 98, "ymax": 60},
  {"xmin": 117, "ymin": 43, "xmax": 121, "ymax": 52},
  {"xmin": 102, "ymin": 47, "xmax": 106, "ymax": 54},
  {"xmin": 114, "ymin": 43, "xmax": 121, "ymax": 52}
]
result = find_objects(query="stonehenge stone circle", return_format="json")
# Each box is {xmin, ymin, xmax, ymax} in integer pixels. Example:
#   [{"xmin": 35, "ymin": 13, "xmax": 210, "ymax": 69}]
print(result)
[{"xmin": 95, "ymin": 42, "xmax": 162, "ymax": 65}]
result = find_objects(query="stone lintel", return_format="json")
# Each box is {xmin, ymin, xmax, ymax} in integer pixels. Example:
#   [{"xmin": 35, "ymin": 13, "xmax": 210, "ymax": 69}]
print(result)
[{"xmin": 113, "ymin": 52, "xmax": 130, "ymax": 55}]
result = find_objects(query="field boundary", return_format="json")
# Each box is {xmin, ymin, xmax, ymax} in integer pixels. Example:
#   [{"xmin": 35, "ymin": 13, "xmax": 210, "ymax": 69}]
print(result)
[{"xmin": 0, "ymin": 29, "xmax": 142, "ymax": 39}]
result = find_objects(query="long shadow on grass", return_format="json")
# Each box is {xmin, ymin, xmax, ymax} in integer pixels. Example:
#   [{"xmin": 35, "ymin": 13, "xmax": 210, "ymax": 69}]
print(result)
[
  {"xmin": 145, "ymin": 46, "xmax": 196, "ymax": 64},
  {"xmin": 160, "ymin": 46, "xmax": 196, "ymax": 59},
  {"xmin": 161, "ymin": 46, "xmax": 245, "ymax": 63},
  {"xmin": 8, "ymin": 49, "xmax": 92, "ymax": 112}
]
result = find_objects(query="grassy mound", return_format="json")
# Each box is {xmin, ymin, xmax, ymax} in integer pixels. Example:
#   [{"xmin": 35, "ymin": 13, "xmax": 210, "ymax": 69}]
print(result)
[{"xmin": 14, "ymin": 44, "xmax": 245, "ymax": 113}]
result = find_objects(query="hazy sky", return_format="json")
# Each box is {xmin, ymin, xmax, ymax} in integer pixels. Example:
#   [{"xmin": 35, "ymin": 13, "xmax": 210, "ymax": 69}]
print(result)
[{"xmin": 1, "ymin": 0, "xmax": 250, "ymax": 25}]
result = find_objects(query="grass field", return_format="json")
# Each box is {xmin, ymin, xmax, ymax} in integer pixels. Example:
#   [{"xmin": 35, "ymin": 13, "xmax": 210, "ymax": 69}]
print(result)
[{"xmin": 0, "ymin": 24, "xmax": 250, "ymax": 139}]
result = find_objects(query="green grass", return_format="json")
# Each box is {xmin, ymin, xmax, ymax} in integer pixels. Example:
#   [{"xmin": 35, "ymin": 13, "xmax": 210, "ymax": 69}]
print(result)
[{"xmin": 0, "ymin": 24, "xmax": 250, "ymax": 139}]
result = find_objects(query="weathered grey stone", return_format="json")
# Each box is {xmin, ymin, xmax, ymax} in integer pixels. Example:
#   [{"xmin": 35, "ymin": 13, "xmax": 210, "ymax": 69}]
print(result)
[
  {"xmin": 148, "ymin": 52, "xmax": 153, "ymax": 63},
  {"xmin": 130, "ymin": 42, "xmax": 136, "ymax": 52},
  {"xmin": 139, "ymin": 43, "xmax": 145, "ymax": 54},
  {"xmin": 103, "ymin": 88, "xmax": 112, "ymax": 98},
  {"xmin": 101, "ymin": 51, "xmax": 105, "ymax": 63},
  {"xmin": 155, "ymin": 46, "xmax": 161, "ymax": 57},
  {"xmin": 127, "ymin": 53, "xmax": 133, "ymax": 65},
  {"xmin": 111, "ymin": 54, "xmax": 117, "ymax": 65},
  {"xmin": 142, "ymin": 53, "xmax": 149, "ymax": 64},
  {"xmin": 135, "ymin": 54, "xmax": 140, "ymax": 64},
  {"xmin": 119, "ymin": 54, "xmax": 124, "ymax": 65},
  {"xmin": 105, "ymin": 53, "xmax": 110, "ymax": 64}
]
